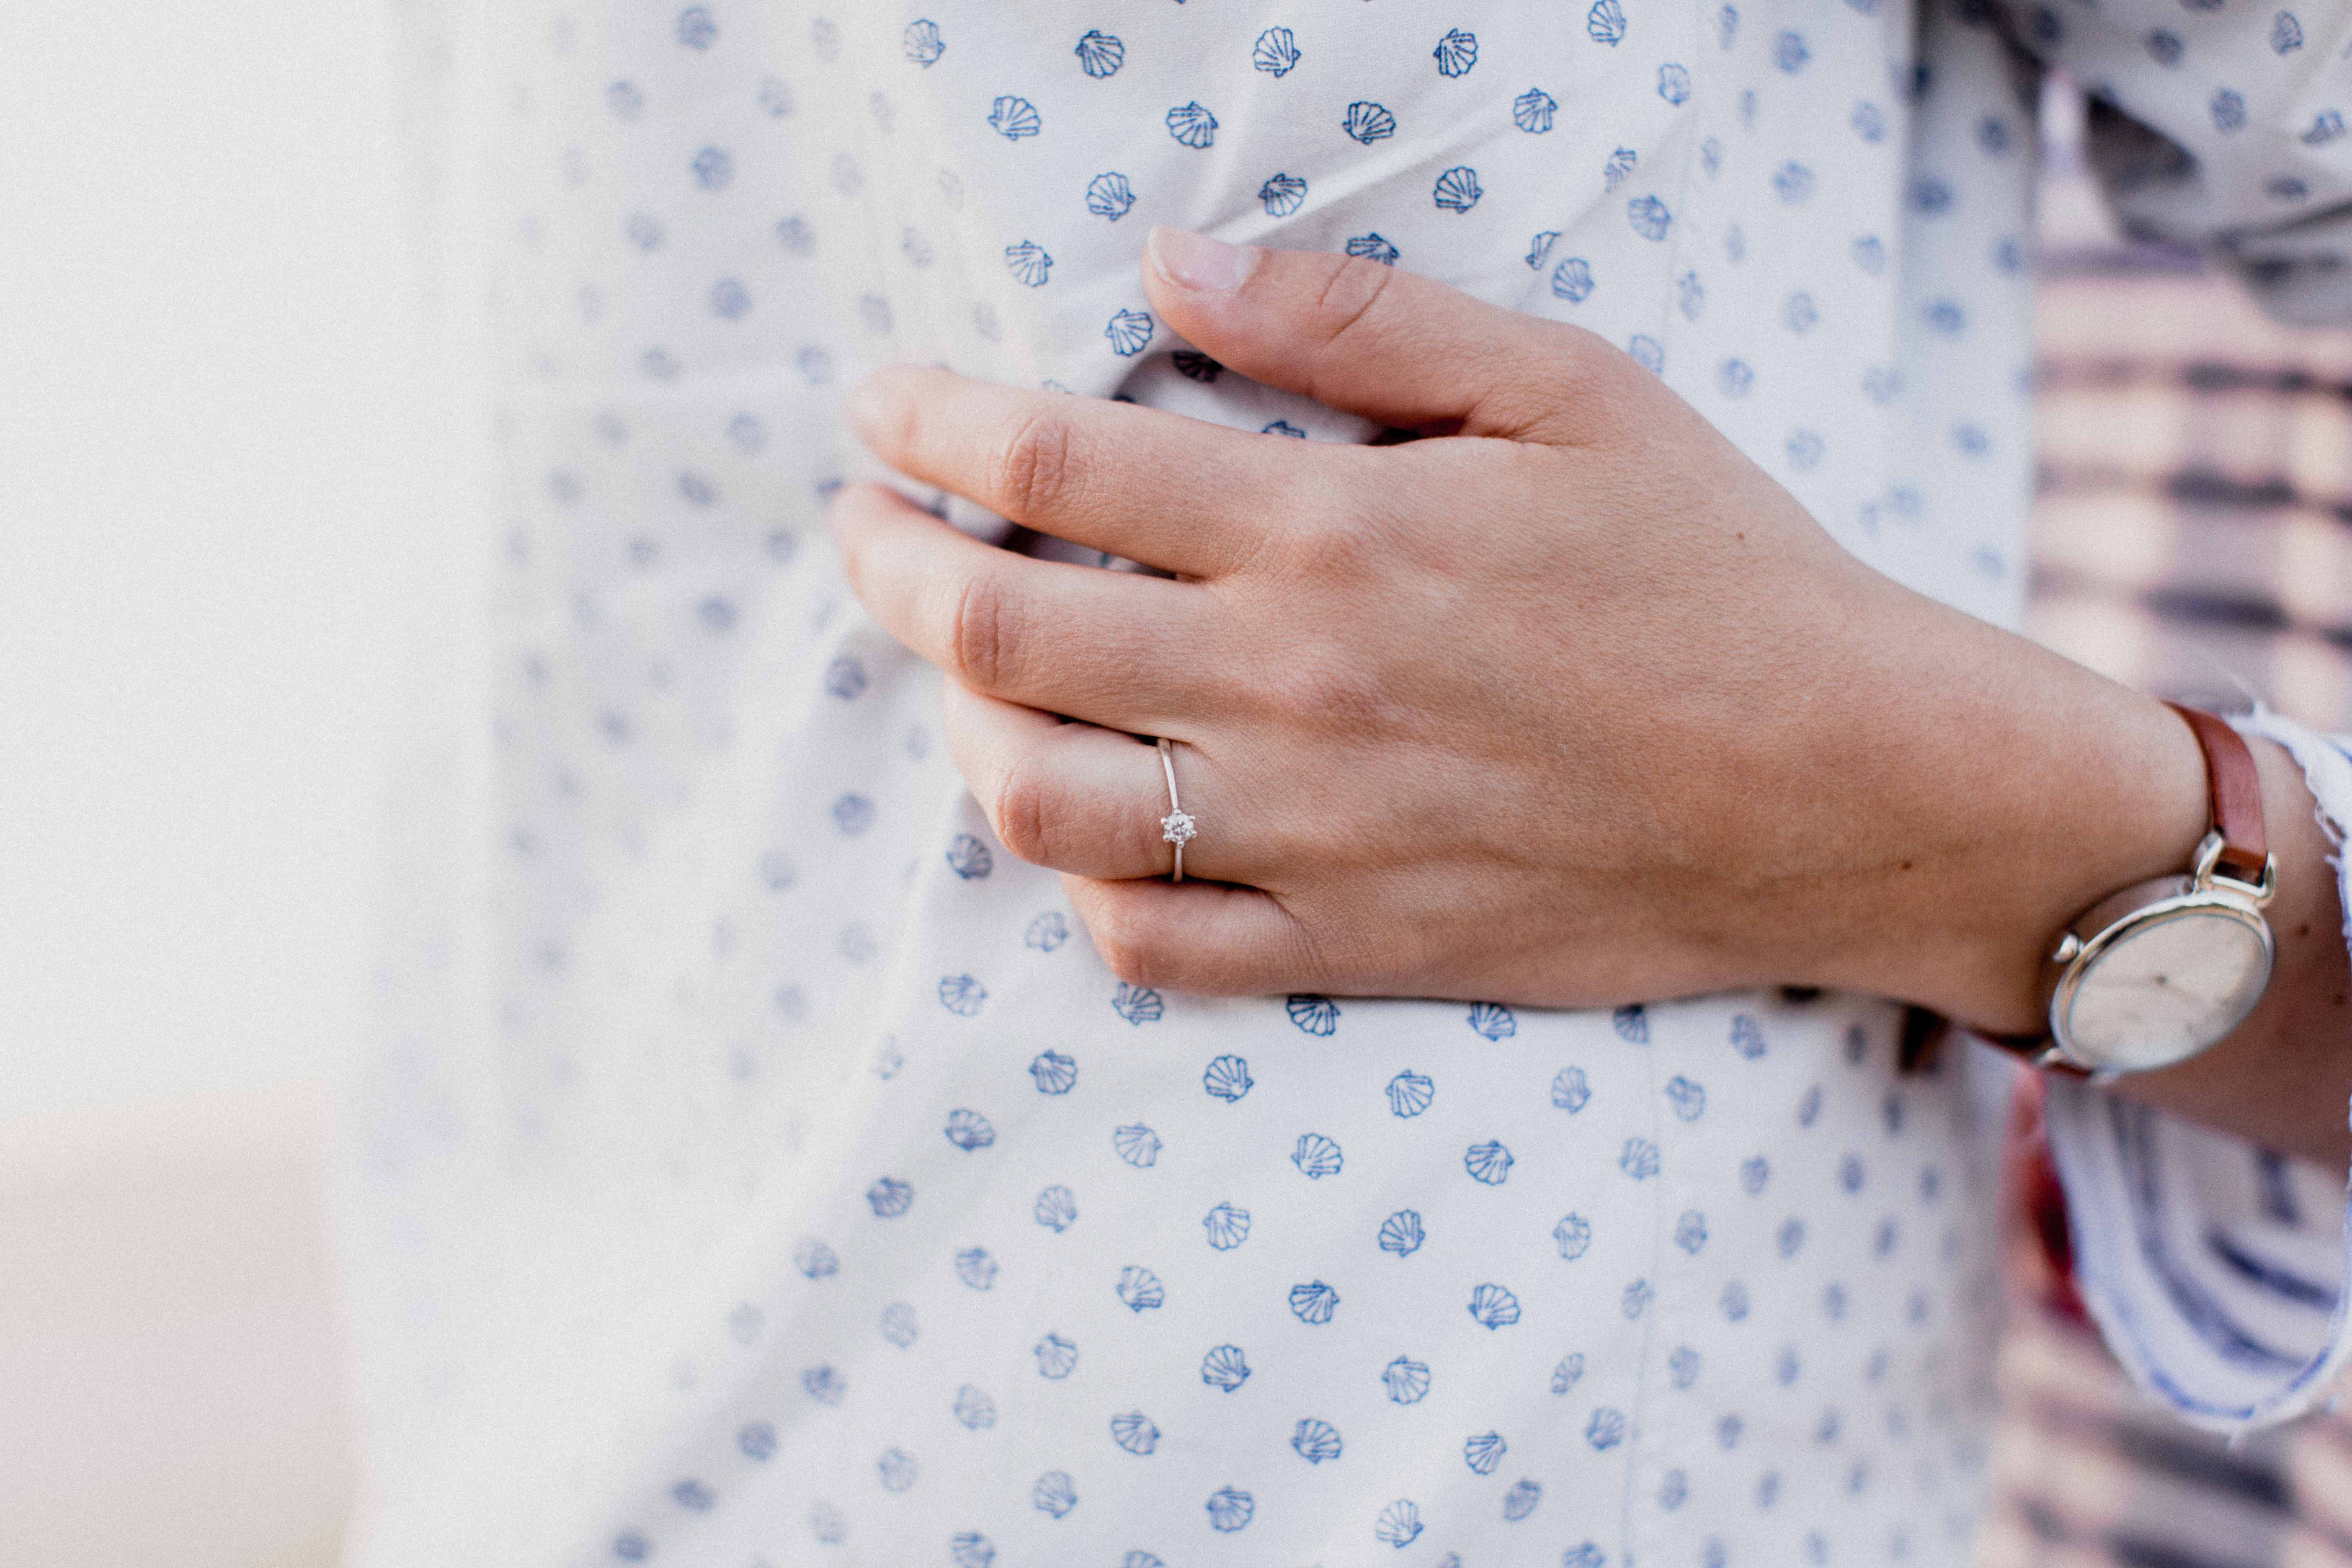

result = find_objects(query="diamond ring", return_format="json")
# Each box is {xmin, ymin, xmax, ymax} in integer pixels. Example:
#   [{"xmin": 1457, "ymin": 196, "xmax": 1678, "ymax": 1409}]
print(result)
[{"xmin": 1156, "ymin": 737, "xmax": 1196, "ymax": 882}]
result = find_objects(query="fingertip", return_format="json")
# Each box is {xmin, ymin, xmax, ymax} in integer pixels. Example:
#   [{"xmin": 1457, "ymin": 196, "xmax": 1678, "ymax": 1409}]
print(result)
[
  {"xmin": 847, "ymin": 363, "xmax": 937, "ymax": 453},
  {"xmin": 1144, "ymin": 226, "xmax": 1259, "ymax": 296}
]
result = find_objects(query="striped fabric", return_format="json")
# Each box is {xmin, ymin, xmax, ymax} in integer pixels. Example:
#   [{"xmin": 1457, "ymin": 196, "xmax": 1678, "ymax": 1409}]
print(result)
[
  {"xmin": 2029, "ymin": 83, "xmax": 2352, "ymax": 731},
  {"xmin": 1979, "ymin": 81, "xmax": 2352, "ymax": 1568}
]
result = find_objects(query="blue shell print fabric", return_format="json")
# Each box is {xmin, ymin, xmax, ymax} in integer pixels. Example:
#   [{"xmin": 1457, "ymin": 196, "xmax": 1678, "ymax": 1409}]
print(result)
[{"xmin": 346, "ymin": 1, "xmax": 2352, "ymax": 1566}]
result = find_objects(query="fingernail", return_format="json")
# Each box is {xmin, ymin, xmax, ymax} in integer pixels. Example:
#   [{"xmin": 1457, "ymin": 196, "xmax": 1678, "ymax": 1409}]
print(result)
[{"xmin": 1148, "ymin": 226, "xmax": 1254, "ymax": 293}]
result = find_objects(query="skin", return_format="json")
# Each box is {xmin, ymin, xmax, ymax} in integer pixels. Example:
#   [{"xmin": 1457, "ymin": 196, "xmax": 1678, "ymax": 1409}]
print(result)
[{"xmin": 827, "ymin": 227, "xmax": 2352, "ymax": 1168}]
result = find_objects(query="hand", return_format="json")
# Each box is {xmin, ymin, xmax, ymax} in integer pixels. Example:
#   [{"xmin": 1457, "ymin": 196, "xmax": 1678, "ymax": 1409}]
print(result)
[{"xmin": 828, "ymin": 227, "xmax": 2210, "ymax": 1029}]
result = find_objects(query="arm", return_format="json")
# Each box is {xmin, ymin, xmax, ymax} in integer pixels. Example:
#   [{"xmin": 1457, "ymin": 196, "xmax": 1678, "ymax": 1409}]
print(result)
[{"xmin": 827, "ymin": 229, "xmax": 2352, "ymax": 1167}]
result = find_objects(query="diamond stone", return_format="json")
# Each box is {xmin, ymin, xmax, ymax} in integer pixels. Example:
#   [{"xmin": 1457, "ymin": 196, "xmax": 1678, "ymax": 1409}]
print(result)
[{"xmin": 1160, "ymin": 811, "xmax": 1196, "ymax": 846}]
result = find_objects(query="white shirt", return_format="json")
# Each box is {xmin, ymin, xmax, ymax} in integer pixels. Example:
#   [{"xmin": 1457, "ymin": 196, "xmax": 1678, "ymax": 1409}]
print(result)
[{"xmin": 347, "ymin": 2, "xmax": 2352, "ymax": 1564}]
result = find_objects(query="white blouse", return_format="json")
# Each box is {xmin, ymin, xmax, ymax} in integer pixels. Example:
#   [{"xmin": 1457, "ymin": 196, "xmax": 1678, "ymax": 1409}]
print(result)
[{"xmin": 348, "ymin": 2, "xmax": 2352, "ymax": 1565}]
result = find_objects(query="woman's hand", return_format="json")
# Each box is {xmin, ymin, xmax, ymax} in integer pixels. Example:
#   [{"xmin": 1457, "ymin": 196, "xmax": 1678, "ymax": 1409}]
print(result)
[{"xmin": 827, "ymin": 228, "xmax": 2213, "ymax": 1033}]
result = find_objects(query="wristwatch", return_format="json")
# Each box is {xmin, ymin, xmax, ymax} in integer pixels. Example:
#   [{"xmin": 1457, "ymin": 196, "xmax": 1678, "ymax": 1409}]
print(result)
[{"xmin": 2024, "ymin": 702, "xmax": 2276, "ymax": 1076}]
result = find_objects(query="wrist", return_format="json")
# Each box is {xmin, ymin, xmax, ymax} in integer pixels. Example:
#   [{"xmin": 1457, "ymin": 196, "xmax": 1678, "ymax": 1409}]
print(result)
[{"xmin": 1791, "ymin": 618, "xmax": 2211, "ymax": 1035}]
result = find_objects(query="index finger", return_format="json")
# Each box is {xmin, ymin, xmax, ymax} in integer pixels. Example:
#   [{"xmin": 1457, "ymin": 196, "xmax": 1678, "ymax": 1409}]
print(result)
[{"xmin": 850, "ymin": 365, "xmax": 1312, "ymax": 579}]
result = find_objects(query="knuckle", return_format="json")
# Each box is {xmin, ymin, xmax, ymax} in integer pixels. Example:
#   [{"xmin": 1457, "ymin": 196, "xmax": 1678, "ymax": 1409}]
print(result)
[
  {"xmin": 1082, "ymin": 899, "xmax": 1160, "ymax": 987},
  {"xmin": 1312, "ymin": 254, "xmax": 1398, "ymax": 351},
  {"xmin": 943, "ymin": 568, "xmax": 1021, "ymax": 691},
  {"xmin": 1265, "ymin": 639, "xmax": 1388, "ymax": 731},
  {"xmin": 990, "ymin": 405, "xmax": 1081, "ymax": 521},
  {"xmin": 988, "ymin": 755, "xmax": 1056, "ymax": 867}
]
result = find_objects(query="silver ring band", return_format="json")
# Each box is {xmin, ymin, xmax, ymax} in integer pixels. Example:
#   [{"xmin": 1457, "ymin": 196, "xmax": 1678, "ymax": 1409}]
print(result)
[{"xmin": 1156, "ymin": 737, "xmax": 1196, "ymax": 882}]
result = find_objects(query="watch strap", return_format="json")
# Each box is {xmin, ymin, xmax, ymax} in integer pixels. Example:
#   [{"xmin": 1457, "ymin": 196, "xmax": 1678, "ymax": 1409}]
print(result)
[{"xmin": 2162, "ymin": 702, "xmax": 2267, "ymax": 882}]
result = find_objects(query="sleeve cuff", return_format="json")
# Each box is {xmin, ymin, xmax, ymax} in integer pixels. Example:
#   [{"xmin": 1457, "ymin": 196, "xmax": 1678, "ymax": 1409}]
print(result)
[{"xmin": 2042, "ymin": 704, "xmax": 2352, "ymax": 1432}]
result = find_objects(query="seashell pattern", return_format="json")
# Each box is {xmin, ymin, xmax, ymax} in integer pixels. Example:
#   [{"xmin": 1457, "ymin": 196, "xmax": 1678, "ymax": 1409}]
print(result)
[
  {"xmin": 1551, "ymin": 256, "xmax": 1595, "ymax": 302},
  {"xmin": 1286, "ymin": 993, "xmax": 1341, "ymax": 1035},
  {"xmin": 1604, "ymin": 145, "xmax": 1639, "ymax": 192},
  {"xmin": 1552, "ymin": 1352, "xmax": 1586, "ymax": 1394},
  {"xmin": 1554, "ymin": 1212, "xmax": 1593, "ymax": 1260},
  {"xmin": 1732, "ymin": 1013, "xmax": 1767, "ymax": 1057},
  {"xmin": 938, "ymin": 974, "xmax": 986, "ymax": 1015},
  {"xmin": 1666, "ymin": 1074, "xmax": 1706, "ymax": 1120},
  {"xmin": 1172, "ymin": 349, "xmax": 1222, "ymax": 381},
  {"xmin": 903, "ymin": 19, "xmax": 945, "ymax": 67},
  {"xmin": 1032, "ymin": 1470, "xmax": 1078, "ymax": 1517},
  {"xmin": 1166, "ymin": 101, "xmax": 1218, "ymax": 149},
  {"xmin": 1434, "ymin": 165, "xmax": 1483, "ymax": 213},
  {"xmin": 1111, "ymin": 1410, "xmax": 1160, "ymax": 1454},
  {"xmin": 955, "ymin": 1246, "xmax": 998, "ymax": 1290},
  {"xmin": 1259, "ymin": 172, "xmax": 1308, "ymax": 217},
  {"xmin": 794, "ymin": 1237, "xmax": 839, "ymax": 1278},
  {"xmin": 1111, "ymin": 981, "xmax": 1162, "ymax": 1023},
  {"xmin": 1464, "ymin": 1139, "xmax": 1514, "ymax": 1185},
  {"xmin": 1628, "ymin": 193, "xmax": 1673, "ymax": 240},
  {"xmin": 1376, "ymin": 1499, "xmax": 1424, "ymax": 1547},
  {"xmin": 950, "ymin": 1534, "xmax": 994, "ymax": 1568},
  {"xmin": 1118, "ymin": 1265, "xmax": 1165, "ymax": 1311},
  {"xmin": 1263, "ymin": 420, "xmax": 1306, "ymax": 438},
  {"xmin": 944, "ymin": 1108, "xmax": 995, "ymax": 1150},
  {"xmin": 1074, "ymin": 29, "xmax": 1123, "ymax": 78},
  {"xmin": 1463, "ymin": 1430, "xmax": 1508, "ymax": 1475},
  {"xmin": 1383, "ymin": 1354, "xmax": 1431, "ymax": 1403},
  {"xmin": 880, "ymin": 1302, "xmax": 920, "ymax": 1348},
  {"xmin": 1030, "ymin": 1049, "xmax": 1077, "ymax": 1094},
  {"xmin": 1468, "ymin": 1282, "xmax": 1521, "ymax": 1328},
  {"xmin": 1203, "ymin": 1200, "xmax": 1251, "ymax": 1250},
  {"xmin": 989, "ymin": 96, "xmax": 1041, "ymax": 140},
  {"xmin": 1503, "ymin": 1477, "xmax": 1543, "ymax": 1521},
  {"xmin": 1379, "ymin": 1208, "xmax": 1425, "ymax": 1256},
  {"xmin": 1034, "ymin": 1332, "xmax": 1078, "ymax": 1378},
  {"xmin": 1614, "ymin": 1002, "xmax": 1650, "ymax": 1042},
  {"xmin": 1292, "ymin": 1418, "xmax": 1343, "ymax": 1462},
  {"xmin": 1205, "ymin": 1486, "xmax": 1254, "ymax": 1532},
  {"xmin": 1086, "ymin": 171, "xmax": 1136, "ymax": 220},
  {"xmin": 1347, "ymin": 232, "xmax": 1400, "ymax": 265},
  {"xmin": 1288, "ymin": 1279, "xmax": 1340, "ymax": 1324},
  {"xmin": 1105, "ymin": 308, "xmax": 1154, "ymax": 356},
  {"xmin": 1200, "ymin": 1343, "xmax": 1251, "ymax": 1391},
  {"xmin": 945, "ymin": 832, "xmax": 992, "ymax": 878},
  {"xmin": 1004, "ymin": 240, "xmax": 1052, "ymax": 287},
  {"xmin": 867, "ymin": 1176, "xmax": 913, "ymax": 1216},
  {"xmin": 1114, "ymin": 1123, "xmax": 1162, "ymax": 1167},
  {"xmin": 952, "ymin": 1384, "xmax": 996, "ymax": 1428},
  {"xmin": 1467, "ymin": 1001, "xmax": 1517, "ymax": 1039},
  {"xmin": 1514, "ymin": 87, "xmax": 1557, "ymax": 133},
  {"xmin": 1589, "ymin": 0, "xmax": 1627, "ymax": 43},
  {"xmin": 1203, "ymin": 1054, "xmax": 1254, "ymax": 1101},
  {"xmin": 1552, "ymin": 1067, "xmax": 1591, "ymax": 1112},
  {"xmin": 1253, "ymin": 27, "xmax": 1301, "ymax": 76},
  {"xmin": 1034, "ymin": 1184, "xmax": 1078, "ymax": 1232},
  {"xmin": 1292, "ymin": 1132, "xmax": 1343, "ymax": 1178},
  {"xmin": 1386, "ymin": 1069, "xmax": 1434, "ymax": 1118},
  {"xmin": 1434, "ymin": 28, "xmax": 1479, "ymax": 77},
  {"xmin": 1343, "ymin": 100, "xmax": 1397, "ymax": 144}
]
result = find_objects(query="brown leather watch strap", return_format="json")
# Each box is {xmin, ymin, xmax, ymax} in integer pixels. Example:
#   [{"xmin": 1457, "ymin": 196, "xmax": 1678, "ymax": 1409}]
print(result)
[{"xmin": 2163, "ymin": 701, "xmax": 2268, "ymax": 881}]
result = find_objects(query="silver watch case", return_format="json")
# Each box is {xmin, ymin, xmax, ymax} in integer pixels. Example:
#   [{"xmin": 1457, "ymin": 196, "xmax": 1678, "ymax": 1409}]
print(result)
[{"xmin": 2040, "ymin": 831, "xmax": 2275, "ymax": 1076}]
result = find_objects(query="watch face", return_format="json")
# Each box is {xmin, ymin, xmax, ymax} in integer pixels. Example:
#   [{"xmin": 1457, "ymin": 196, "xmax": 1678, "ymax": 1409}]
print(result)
[{"xmin": 2056, "ymin": 901, "xmax": 2272, "ymax": 1073}]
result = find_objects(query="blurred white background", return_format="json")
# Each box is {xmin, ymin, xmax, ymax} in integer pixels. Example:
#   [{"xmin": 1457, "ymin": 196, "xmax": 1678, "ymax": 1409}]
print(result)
[{"xmin": 0, "ymin": 2, "xmax": 463, "ymax": 1561}]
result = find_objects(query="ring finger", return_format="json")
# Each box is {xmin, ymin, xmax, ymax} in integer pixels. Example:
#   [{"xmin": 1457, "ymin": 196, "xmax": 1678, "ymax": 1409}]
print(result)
[{"xmin": 942, "ymin": 680, "xmax": 1255, "ymax": 883}]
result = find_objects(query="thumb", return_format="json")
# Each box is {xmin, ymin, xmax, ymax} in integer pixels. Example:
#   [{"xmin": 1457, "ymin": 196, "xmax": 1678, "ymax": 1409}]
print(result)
[{"xmin": 1140, "ymin": 226, "xmax": 1619, "ymax": 444}]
